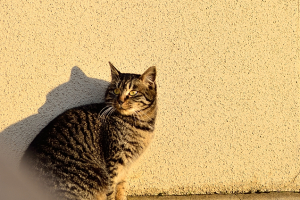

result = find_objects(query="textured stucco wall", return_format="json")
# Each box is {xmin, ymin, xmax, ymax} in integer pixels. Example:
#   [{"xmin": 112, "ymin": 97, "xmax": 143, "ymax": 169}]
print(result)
[{"xmin": 0, "ymin": 0, "xmax": 299, "ymax": 196}]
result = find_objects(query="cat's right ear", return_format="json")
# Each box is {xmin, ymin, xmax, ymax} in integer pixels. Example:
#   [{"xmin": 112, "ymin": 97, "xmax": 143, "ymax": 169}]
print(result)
[
  {"xmin": 141, "ymin": 66, "xmax": 156, "ymax": 87},
  {"xmin": 109, "ymin": 62, "xmax": 120, "ymax": 81}
]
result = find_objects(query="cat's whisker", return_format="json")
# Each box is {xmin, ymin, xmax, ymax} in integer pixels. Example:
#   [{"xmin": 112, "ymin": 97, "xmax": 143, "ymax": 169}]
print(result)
[
  {"xmin": 99, "ymin": 106, "xmax": 110, "ymax": 117},
  {"xmin": 104, "ymin": 107, "xmax": 112, "ymax": 116},
  {"xmin": 107, "ymin": 108, "xmax": 115, "ymax": 118},
  {"xmin": 101, "ymin": 106, "xmax": 111, "ymax": 114},
  {"xmin": 106, "ymin": 107, "xmax": 115, "ymax": 117},
  {"xmin": 135, "ymin": 110, "xmax": 152, "ymax": 121},
  {"xmin": 143, "ymin": 113, "xmax": 152, "ymax": 121},
  {"xmin": 133, "ymin": 111, "xmax": 141, "ymax": 120},
  {"xmin": 99, "ymin": 105, "xmax": 111, "ymax": 113},
  {"xmin": 103, "ymin": 108, "xmax": 113, "ymax": 117},
  {"xmin": 99, "ymin": 106, "xmax": 114, "ymax": 121},
  {"xmin": 101, "ymin": 112, "xmax": 110, "ymax": 122}
]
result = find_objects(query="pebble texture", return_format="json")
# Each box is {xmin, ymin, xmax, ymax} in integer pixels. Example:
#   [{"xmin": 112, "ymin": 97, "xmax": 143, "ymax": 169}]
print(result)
[{"xmin": 0, "ymin": 0, "xmax": 299, "ymax": 196}]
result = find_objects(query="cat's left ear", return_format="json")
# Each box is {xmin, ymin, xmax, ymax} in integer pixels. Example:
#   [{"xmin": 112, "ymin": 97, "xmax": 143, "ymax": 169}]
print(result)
[
  {"xmin": 141, "ymin": 66, "xmax": 156, "ymax": 87},
  {"xmin": 109, "ymin": 62, "xmax": 120, "ymax": 81}
]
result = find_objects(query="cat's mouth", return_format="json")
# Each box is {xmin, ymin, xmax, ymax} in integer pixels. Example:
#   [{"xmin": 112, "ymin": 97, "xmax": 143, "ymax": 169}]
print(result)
[
  {"xmin": 114, "ymin": 102, "xmax": 129, "ymax": 110},
  {"xmin": 115, "ymin": 106, "xmax": 136, "ymax": 116},
  {"xmin": 111, "ymin": 101, "xmax": 137, "ymax": 115},
  {"xmin": 118, "ymin": 109, "xmax": 133, "ymax": 115}
]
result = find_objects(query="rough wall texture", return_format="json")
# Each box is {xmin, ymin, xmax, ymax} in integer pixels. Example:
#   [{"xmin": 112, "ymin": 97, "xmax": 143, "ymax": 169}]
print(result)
[{"xmin": 0, "ymin": 0, "xmax": 299, "ymax": 196}]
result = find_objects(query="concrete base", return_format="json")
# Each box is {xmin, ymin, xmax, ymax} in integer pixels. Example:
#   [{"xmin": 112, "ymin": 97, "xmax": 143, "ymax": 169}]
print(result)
[{"xmin": 128, "ymin": 192, "xmax": 300, "ymax": 200}]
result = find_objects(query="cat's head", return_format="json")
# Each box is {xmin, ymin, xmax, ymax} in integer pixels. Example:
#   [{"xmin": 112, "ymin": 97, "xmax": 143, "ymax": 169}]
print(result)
[{"xmin": 105, "ymin": 62, "xmax": 157, "ymax": 116}]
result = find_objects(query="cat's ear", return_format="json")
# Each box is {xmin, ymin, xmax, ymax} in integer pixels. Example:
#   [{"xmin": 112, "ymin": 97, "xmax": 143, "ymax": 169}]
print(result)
[
  {"xmin": 141, "ymin": 66, "xmax": 156, "ymax": 87},
  {"xmin": 109, "ymin": 62, "xmax": 120, "ymax": 81}
]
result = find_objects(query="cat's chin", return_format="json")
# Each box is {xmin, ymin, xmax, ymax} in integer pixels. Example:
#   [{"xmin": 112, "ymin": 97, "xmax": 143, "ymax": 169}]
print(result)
[{"xmin": 117, "ymin": 108, "xmax": 136, "ymax": 116}]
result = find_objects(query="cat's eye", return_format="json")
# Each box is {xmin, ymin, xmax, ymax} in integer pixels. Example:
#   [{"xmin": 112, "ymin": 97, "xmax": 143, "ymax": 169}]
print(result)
[
  {"xmin": 129, "ymin": 90, "xmax": 138, "ymax": 96},
  {"xmin": 113, "ymin": 88, "xmax": 120, "ymax": 95}
]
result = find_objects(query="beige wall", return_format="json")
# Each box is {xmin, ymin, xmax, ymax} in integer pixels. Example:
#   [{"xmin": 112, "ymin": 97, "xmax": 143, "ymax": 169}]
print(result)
[{"xmin": 0, "ymin": 0, "xmax": 299, "ymax": 196}]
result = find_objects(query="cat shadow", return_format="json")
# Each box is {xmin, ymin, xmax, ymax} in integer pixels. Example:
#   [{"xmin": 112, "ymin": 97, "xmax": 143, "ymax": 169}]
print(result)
[{"xmin": 0, "ymin": 66, "xmax": 109, "ymax": 169}]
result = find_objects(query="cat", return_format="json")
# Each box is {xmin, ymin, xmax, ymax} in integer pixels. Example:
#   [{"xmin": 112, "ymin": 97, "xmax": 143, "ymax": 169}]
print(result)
[{"xmin": 21, "ymin": 62, "xmax": 157, "ymax": 200}]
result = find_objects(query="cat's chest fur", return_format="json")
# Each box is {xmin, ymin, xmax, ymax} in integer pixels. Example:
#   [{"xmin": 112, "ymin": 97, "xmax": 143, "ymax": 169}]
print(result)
[{"xmin": 102, "ymin": 114, "xmax": 155, "ymax": 166}]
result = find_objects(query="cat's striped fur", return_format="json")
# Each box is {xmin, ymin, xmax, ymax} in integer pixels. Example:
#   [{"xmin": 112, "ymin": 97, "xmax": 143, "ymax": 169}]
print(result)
[{"xmin": 21, "ymin": 63, "xmax": 157, "ymax": 200}]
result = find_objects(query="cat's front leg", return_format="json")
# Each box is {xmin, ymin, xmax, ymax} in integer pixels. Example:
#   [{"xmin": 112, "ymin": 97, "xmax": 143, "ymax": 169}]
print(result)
[
  {"xmin": 106, "ymin": 163, "xmax": 126, "ymax": 200},
  {"xmin": 115, "ymin": 180, "xmax": 127, "ymax": 200},
  {"xmin": 106, "ymin": 179, "xmax": 127, "ymax": 200},
  {"xmin": 106, "ymin": 180, "xmax": 117, "ymax": 200}
]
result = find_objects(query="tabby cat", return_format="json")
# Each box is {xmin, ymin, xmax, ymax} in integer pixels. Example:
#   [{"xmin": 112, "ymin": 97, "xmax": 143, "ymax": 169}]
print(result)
[{"xmin": 21, "ymin": 63, "xmax": 157, "ymax": 200}]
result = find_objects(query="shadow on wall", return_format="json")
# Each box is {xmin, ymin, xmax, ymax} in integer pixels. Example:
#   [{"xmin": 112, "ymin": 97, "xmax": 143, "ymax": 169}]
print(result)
[{"xmin": 0, "ymin": 66, "xmax": 109, "ymax": 169}]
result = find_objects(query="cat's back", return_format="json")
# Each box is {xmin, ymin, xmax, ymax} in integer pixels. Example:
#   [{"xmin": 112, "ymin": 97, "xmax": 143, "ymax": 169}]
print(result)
[
  {"xmin": 24, "ymin": 103, "xmax": 105, "ymax": 157},
  {"xmin": 21, "ymin": 103, "xmax": 109, "ymax": 200}
]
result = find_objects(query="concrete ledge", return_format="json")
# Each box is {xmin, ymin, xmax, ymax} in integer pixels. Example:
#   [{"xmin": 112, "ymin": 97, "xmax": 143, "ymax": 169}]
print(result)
[{"xmin": 128, "ymin": 192, "xmax": 300, "ymax": 200}]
